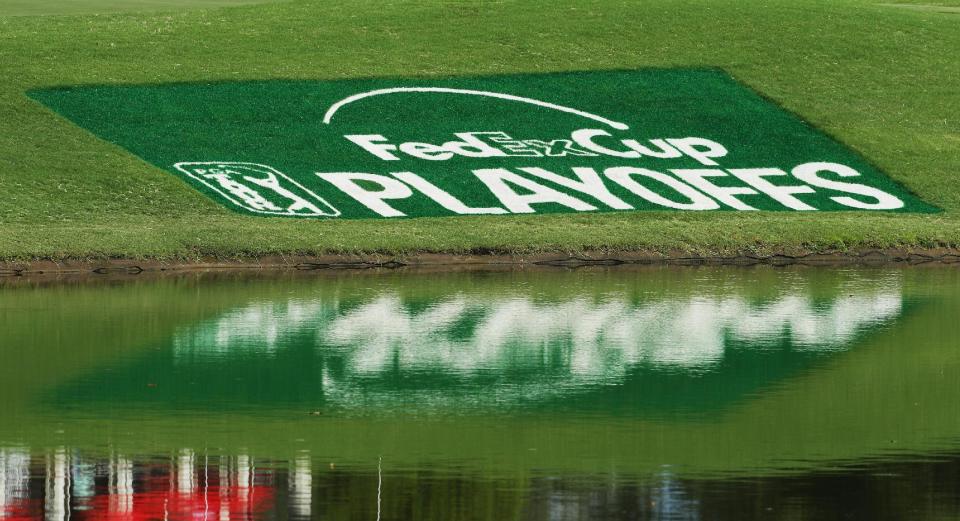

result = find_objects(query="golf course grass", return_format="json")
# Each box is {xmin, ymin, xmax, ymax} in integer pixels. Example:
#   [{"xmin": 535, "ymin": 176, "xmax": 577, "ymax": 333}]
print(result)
[
  {"xmin": 0, "ymin": 0, "xmax": 276, "ymax": 17},
  {"xmin": 1, "ymin": 0, "xmax": 958, "ymax": 261}
]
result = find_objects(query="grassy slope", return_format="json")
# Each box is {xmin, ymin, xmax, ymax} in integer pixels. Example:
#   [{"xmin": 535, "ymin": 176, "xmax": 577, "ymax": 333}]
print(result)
[
  {"xmin": 0, "ymin": 0, "xmax": 275, "ymax": 16},
  {"xmin": 0, "ymin": 0, "xmax": 958, "ymax": 260}
]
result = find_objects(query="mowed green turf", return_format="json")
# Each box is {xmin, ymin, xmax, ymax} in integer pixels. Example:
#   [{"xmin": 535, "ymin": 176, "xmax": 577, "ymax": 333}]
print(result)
[
  {"xmin": 0, "ymin": 0, "xmax": 276, "ymax": 17},
  {"xmin": 1, "ymin": 0, "xmax": 958, "ymax": 260}
]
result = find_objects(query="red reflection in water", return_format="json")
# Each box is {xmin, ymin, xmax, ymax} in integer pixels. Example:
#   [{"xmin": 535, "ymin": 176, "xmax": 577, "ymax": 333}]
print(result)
[
  {"xmin": 3, "ymin": 487, "xmax": 274, "ymax": 521},
  {"xmin": 0, "ymin": 456, "xmax": 275, "ymax": 521},
  {"xmin": 77, "ymin": 485, "xmax": 274, "ymax": 521},
  {"xmin": 1, "ymin": 501, "xmax": 42, "ymax": 521}
]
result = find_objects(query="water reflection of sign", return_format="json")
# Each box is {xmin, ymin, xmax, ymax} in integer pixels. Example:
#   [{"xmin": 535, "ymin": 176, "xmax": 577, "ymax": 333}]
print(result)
[
  {"xmin": 174, "ymin": 280, "xmax": 902, "ymax": 371},
  {"xmin": 159, "ymin": 275, "xmax": 903, "ymax": 411},
  {"xmin": 316, "ymin": 290, "xmax": 901, "ymax": 373}
]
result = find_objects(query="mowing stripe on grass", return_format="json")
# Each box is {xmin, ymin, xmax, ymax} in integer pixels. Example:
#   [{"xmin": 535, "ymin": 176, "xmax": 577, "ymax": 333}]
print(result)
[{"xmin": 29, "ymin": 69, "xmax": 937, "ymax": 219}]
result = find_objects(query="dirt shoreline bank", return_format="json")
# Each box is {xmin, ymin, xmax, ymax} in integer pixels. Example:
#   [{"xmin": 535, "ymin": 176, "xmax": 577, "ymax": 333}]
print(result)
[{"xmin": 2, "ymin": 247, "xmax": 959, "ymax": 278}]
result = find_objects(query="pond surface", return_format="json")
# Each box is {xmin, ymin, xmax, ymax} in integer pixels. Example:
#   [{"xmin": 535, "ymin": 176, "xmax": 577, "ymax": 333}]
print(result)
[{"xmin": 0, "ymin": 266, "xmax": 958, "ymax": 520}]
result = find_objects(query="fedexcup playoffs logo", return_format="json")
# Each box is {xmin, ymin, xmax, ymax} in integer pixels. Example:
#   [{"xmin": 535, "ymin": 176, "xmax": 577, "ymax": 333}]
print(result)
[{"xmin": 33, "ymin": 70, "xmax": 936, "ymax": 218}]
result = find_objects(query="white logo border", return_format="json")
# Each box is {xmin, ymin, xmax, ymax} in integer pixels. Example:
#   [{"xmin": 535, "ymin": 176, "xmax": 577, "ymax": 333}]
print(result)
[{"xmin": 174, "ymin": 161, "xmax": 341, "ymax": 217}]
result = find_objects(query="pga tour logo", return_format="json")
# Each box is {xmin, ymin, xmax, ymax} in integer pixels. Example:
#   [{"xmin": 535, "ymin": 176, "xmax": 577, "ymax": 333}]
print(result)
[
  {"xmin": 174, "ymin": 162, "xmax": 339, "ymax": 217},
  {"xmin": 175, "ymin": 86, "xmax": 908, "ymax": 219}
]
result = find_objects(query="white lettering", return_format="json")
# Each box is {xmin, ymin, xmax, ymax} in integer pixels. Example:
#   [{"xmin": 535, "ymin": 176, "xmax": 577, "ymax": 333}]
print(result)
[
  {"xmin": 672, "ymin": 169, "xmax": 758, "ymax": 210},
  {"xmin": 519, "ymin": 167, "xmax": 632, "ymax": 210},
  {"xmin": 344, "ymin": 134, "xmax": 400, "ymax": 161},
  {"xmin": 666, "ymin": 137, "xmax": 729, "ymax": 166},
  {"xmin": 570, "ymin": 129, "xmax": 641, "ymax": 158},
  {"xmin": 473, "ymin": 168, "xmax": 597, "ymax": 213},
  {"xmin": 476, "ymin": 132, "xmax": 541, "ymax": 156},
  {"xmin": 398, "ymin": 142, "xmax": 454, "ymax": 161},
  {"xmin": 604, "ymin": 167, "xmax": 720, "ymax": 210},
  {"xmin": 445, "ymin": 133, "xmax": 510, "ymax": 158},
  {"xmin": 316, "ymin": 172, "xmax": 412, "ymax": 217},
  {"xmin": 791, "ymin": 162, "xmax": 904, "ymax": 210},
  {"xmin": 727, "ymin": 168, "xmax": 816, "ymax": 211},
  {"xmin": 391, "ymin": 171, "xmax": 507, "ymax": 215},
  {"xmin": 622, "ymin": 138, "xmax": 683, "ymax": 159}
]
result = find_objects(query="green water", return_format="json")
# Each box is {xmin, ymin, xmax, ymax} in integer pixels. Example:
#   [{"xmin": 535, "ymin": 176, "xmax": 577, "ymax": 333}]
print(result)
[{"xmin": 1, "ymin": 266, "xmax": 958, "ymax": 519}]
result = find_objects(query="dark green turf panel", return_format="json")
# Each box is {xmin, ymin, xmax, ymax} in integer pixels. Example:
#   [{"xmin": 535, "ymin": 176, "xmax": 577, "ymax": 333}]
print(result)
[{"xmin": 29, "ymin": 69, "xmax": 936, "ymax": 219}]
